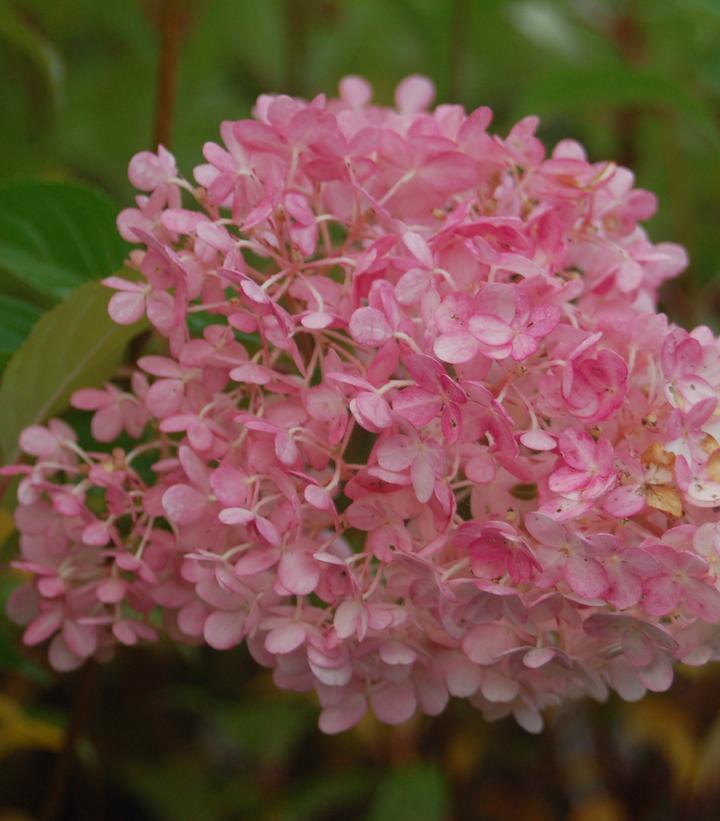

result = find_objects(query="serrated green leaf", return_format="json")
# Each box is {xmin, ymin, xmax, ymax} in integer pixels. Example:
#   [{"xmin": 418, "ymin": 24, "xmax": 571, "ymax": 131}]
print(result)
[
  {"xmin": 0, "ymin": 294, "xmax": 42, "ymax": 371},
  {"xmin": 368, "ymin": 763, "xmax": 448, "ymax": 821},
  {"xmin": 0, "ymin": 180, "xmax": 129, "ymax": 306},
  {"xmin": 0, "ymin": 280, "xmax": 146, "ymax": 464}
]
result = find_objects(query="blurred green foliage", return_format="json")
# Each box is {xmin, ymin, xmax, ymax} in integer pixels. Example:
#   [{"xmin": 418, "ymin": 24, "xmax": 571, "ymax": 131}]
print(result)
[{"xmin": 3, "ymin": 0, "xmax": 720, "ymax": 819}]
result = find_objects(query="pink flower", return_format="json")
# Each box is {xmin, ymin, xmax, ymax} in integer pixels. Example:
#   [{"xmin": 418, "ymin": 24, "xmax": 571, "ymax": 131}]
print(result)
[
  {"xmin": 561, "ymin": 348, "xmax": 628, "ymax": 423},
  {"xmin": 7, "ymin": 74, "xmax": 720, "ymax": 738},
  {"xmin": 525, "ymin": 513, "xmax": 608, "ymax": 599},
  {"xmin": 393, "ymin": 353, "xmax": 467, "ymax": 443},
  {"xmin": 375, "ymin": 433, "xmax": 446, "ymax": 503},
  {"xmin": 72, "ymin": 378, "xmax": 149, "ymax": 442},
  {"xmin": 546, "ymin": 430, "xmax": 616, "ymax": 514},
  {"xmin": 463, "ymin": 521, "xmax": 541, "ymax": 584},
  {"xmin": 641, "ymin": 543, "xmax": 720, "ymax": 622}
]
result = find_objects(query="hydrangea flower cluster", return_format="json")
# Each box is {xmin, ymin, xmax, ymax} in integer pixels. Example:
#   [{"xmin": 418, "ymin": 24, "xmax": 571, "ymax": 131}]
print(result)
[{"xmin": 7, "ymin": 75, "xmax": 720, "ymax": 734}]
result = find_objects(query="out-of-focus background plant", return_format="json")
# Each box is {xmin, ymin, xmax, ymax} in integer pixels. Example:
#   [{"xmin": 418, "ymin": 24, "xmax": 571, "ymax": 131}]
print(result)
[{"xmin": 2, "ymin": 0, "xmax": 720, "ymax": 818}]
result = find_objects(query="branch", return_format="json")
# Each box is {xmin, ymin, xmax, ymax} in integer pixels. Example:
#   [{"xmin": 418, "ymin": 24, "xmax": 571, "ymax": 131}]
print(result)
[{"xmin": 151, "ymin": 0, "xmax": 186, "ymax": 149}]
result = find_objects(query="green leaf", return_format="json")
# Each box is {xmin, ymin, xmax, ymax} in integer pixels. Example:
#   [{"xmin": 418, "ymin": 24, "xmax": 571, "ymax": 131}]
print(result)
[
  {"xmin": 0, "ymin": 280, "xmax": 146, "ymax": 464},
  {"xmin": 0, "ymin": 294, "xmax": 42, "ymax": 371},
  {"xmin": 0, "ymin": 630, "xmax": 50, "ymax": 684},
  {"xmin": 211, "ymin": 698, "xmax": 314, "ymax": 765},
  {"xmin": 368, "ymin": 763, "xmax": 448, "ymax": 821},
  {"xmin": 0, "ymin": 181, "xmax": 129, "ymax": 307},
  {"xmin": 123, "ymin": 759, "xmax": 260, "ymax": 821},
  {"xmin": 282, "ymin": 770, "xmax": 374, "ymax": 821},
  {"xmin": 514, "ymin": 65, "xmax": 720, "ymax": 152},
  {"xmin": 0, "ymin": 0, "xmax": 64, "ymax": 109}
]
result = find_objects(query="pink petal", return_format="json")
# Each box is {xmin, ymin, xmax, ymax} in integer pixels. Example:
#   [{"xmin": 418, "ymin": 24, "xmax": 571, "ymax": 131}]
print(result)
[
  {"xmin": 210, "ymin": 466, "xmax": 248, "ymax": 507},
  {"xmin": 395, "ymin": 268, "xmax": 431, "ymax": 304},
  {"xmin": 96, "ymin": 578, "xmax": 126, "ymax": 604},
  {"xmin": 370, "ymin": 680, "xmax": 417, "ymax": 725},
  {"xmin": 465, "ymin": 454, "xmax": 497, "ymax": 484},
  {"xmin": 615, "ymin": 258, "xmax": 643, "ymax": 292},
  {"xmin": 643, "ymin": 575, "xmax": 681, "ymax": 616},
  {"xmin": 480, "ymin": 669, "xmax": 519, "ymax": 703},
  {"xmin": 304, "ymin": 484, "xmax": 332, "ymax": 510},
  {"xmin": 350, "ymin": 392, "xmax": 393, "ymax": 431},
  {"xmin": 63, "ymin": 620, "xmax": 97, "ymax": 658},
  {"xmin": 523, "ymin": 647, "xmax": 556, "ymax": 668},
  {"xmin": 395, "ymin": 74, "xmax": 435, "ymax": 113},
  {"xmin": 146, "ymin": 291, "xmax": 176, "ymax": 330},
  {"xmin": 468, "ymin": 314, "xmax": 513, "ymax": 346},
  {"xmin": 393, "ymin": 387, "xmax": 441, "ymax": 427},
  {"xmin": 685, "ymin": 580, "xmax": 720, "ymax": 623},
  {"xmin": 274, "ymin": 431, "xmax": 299, "ymax": 466},
  {"xmin": 91, "ymin": 404, "xmax": 124, "ymax": 442},
  {"xmin": 48, "ymin": 634, "xmax": 83, "ymax": 672},
  {"xmin": 72, "ymin": 388, "xmax": 110, "ymax": 411},
  {"xmin": 603, "ymin": 485, "xmax": 645, "ymax": 518},
  {"xmin": 301, "ymin": 311, "xmax": 334, "ymax": 329},
  {"xmin": 621, "ymin": 630, "xmax": 653, "ymax": 667},
  {"xmin": 434, "ymin": 332, "xmax": 479, "ymax": 364},
  {"xmin": 443, "ymin": 652, "xmax": 482, "ymax": 697},
  {"xmin": 403, "ymin": 231, "xmax": 433, "ymax": 268},
  {"xmin": 411, "ymin": 452, "xmax": 435, "ymax": 503},
  {"xmin": 510, "ymin": 333, "xmax": 538, "ymax": 361},
  {"xmin": 558, "ymin": 429, "xmax": 596, "ymax": 470},
  {"xmin": 519, "ymin": 430, "xmax": 556, "ymax": 451},
  {"xmin": 607, "ymin": 568, "xmax": 642, "ymax": 610},
  {"xmin": 349, "ymin": 307, "xmax": 393, "ymax": 347},
  {"xmin": 564, "ymin": 555, "xmax": 608, "ymax": 599},
  {"xmin": 230, "ymin": 362, "xmax": 272, "ymax": 385},
  {"xmin": 204, "ymin": 610, "xmax": 245, "ymax": 650},
  {"xmin": 218, "ymin": 507, "xmax": 255, "ymax": 525},
  {"xmin": 234, "ymin": 547, "xmax": 280, "ymax": 576},
  {"xmin": 548, "ymin": 466, "xmax": 590, "ymax": 494},
  {"xmin": 319, "ymin": 694, "xmax": 368, "ymax": 734},
  {"xmin": 379, "ymin": 641, "xmax": 417, "ymax": 665},
  {"xmin": 23, "ymin": 609, "xmax": 63, "ymax": 646},
  {"xmin": 145, "ymin": 379, "xmax": 184, "ymax": 419},
  {"xmin": 462, "ymin": 624, "xmax": 511, "ymax": 665},
  {"xmin": 108, "ymin": 291, "xmax": 145, "ymax": 325},
  {"xmin": 638, "ymin": 656, "xmax": 674, "ymax": 692},
  {"xmin": 265, "ymin": 622, "xmax": 307, "ymax": 654},
  {"xmin": 377, "ymin": 434, "xmax": 416, "ymax": 472},
  {"xmin": 524, "ymin": 512, "xmax": 566, "ymax": 547},
  {"xmin": 19, "ymin": 425, "xmax": 57, "ymax": 458},
  {"xmin": 162, "ymin": 484, "xmax": 208, "ymax": 525},
  {"xmin": 177, "ymin": 601, "xmax": 207, "ymax": 637},
  {"xmin": 254, "ymin": 514, "xmax": 280, "ymax": 546},
  {"xmin": 278, "ymin": 551, "xmax": 320, "ymax": 595},
  {"xmin": 421, "ymin": 152, "xmax": 478, "ymax": 192},
  {"xmin": 339, "ymin": 75, "xmax": 372, "ymax": 108}
]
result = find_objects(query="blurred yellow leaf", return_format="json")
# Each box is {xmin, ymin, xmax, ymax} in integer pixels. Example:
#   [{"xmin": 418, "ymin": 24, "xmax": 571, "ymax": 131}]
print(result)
[
  {"xmin": 691, "ymin": 710, "xmax": 720, "ymax": 795},
  {"xmin": 623, "ymin": 698, "xmax": 697, "ymax": 788},
  {"xmin": 675, "ymin": 664, "xmax": 709, "ymax": 681},
  {"xmin": 0, "ymin": 508, "xmax": 13, "ymax": 545},
  {"xmin": 444, "ymin": 730, "xmax": 486, "ymax": 781},
  {"xmin": 569, "ymin": 794, "xmax": 627, "ymax": 821},
  {"xmin": 0, "ymin": 694, "xmax": 63, "ymax": 759}
]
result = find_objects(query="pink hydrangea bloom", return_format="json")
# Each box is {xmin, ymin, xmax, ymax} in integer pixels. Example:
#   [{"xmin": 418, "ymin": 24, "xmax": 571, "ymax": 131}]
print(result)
[{"xmin": 6, "ymin": 76, "xmax": 720, "ymax": 736}]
